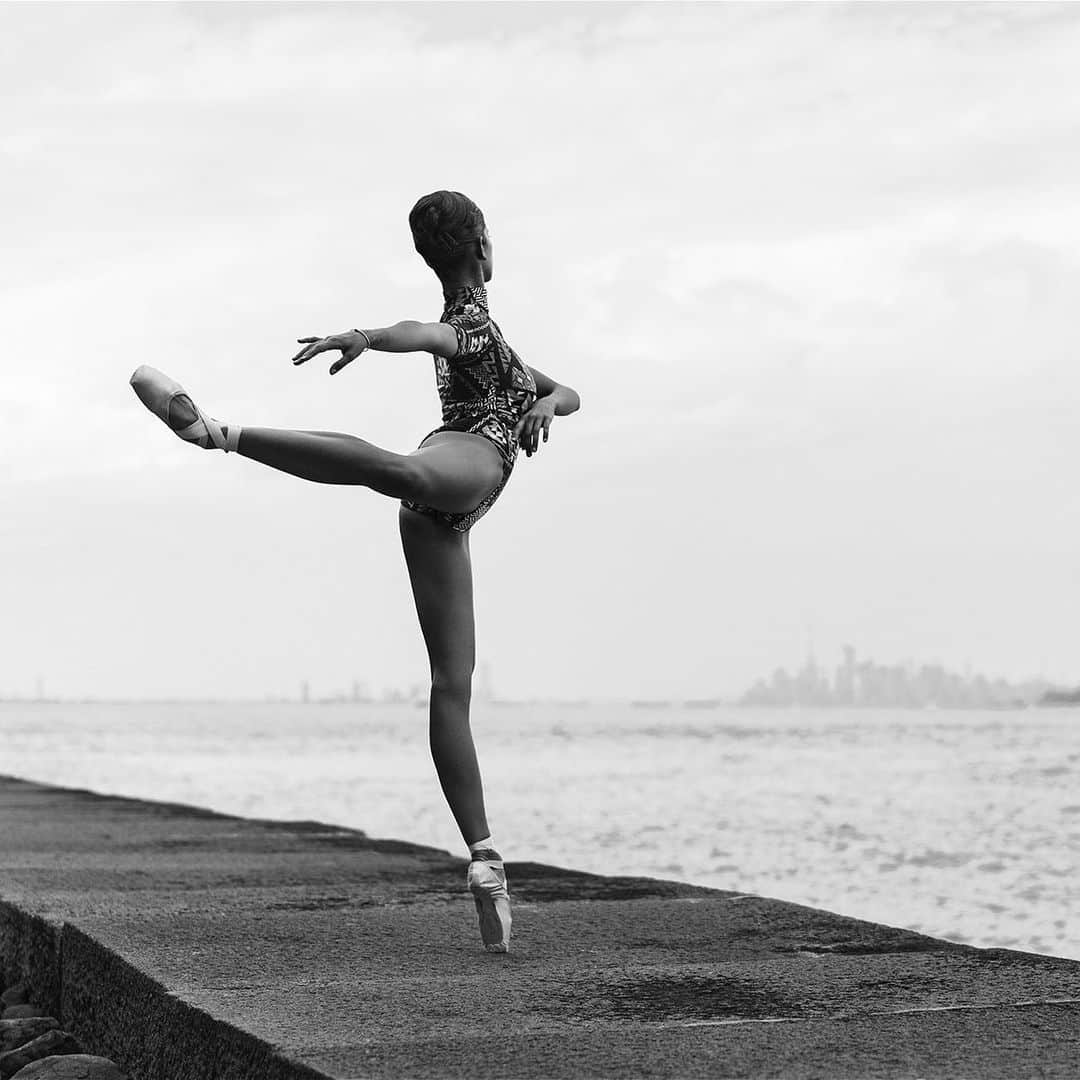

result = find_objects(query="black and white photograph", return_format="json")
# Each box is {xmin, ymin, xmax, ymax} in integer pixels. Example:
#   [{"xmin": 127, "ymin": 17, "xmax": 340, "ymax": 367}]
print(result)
[{"xmin": 1, "ymin": 2, "xmax": 1078, "ymax": 1077}]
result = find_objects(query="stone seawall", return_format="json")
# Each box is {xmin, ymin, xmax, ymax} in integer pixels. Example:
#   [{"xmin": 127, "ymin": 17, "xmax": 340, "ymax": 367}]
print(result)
[{"xmin": 1, "ymin": 774, "xmax": 1079, "ymax": 1079}]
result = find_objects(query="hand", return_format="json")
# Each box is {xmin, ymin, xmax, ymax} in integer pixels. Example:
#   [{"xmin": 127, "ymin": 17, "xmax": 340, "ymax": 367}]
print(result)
[
  {"xmin": 291, "ymin": 330, "xmax": 370, "ymax": 375},
  {"xmin": 514, "ymin": 396, "xmax": 556, "ymax": 457}
]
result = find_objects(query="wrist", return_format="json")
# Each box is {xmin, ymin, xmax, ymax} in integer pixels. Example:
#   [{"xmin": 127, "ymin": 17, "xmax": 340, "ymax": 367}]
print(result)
[{"xmin": 352, "ymin": 328, "xmax": 375, "ymax": 350}]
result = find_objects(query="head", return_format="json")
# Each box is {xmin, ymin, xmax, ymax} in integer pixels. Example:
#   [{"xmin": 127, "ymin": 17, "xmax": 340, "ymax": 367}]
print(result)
[{"xmin": 409, "ymin": 190, "xmax": 493, "ymax": 285}]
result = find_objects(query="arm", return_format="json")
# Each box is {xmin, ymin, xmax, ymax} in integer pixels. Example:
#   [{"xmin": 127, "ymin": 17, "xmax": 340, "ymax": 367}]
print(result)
[
  {"xmin": 529, "ymin": 365, "xmax": 581, "ymax": 415},
  {"xmin": 361, "ymin": 321, "xmax": 457, "ymax": 358},
  {"xmin": 291, "ymin": 321, "xmax": 457, "ymax": 374},
  {"xmin": 514, "ymin": 365, "xmax": 581, "ymax": 456}
]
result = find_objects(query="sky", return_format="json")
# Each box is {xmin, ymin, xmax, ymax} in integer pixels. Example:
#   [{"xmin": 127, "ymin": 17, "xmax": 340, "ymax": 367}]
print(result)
[{"xmin": 3, "ymin": 2, "xmax": 1080, "ymax": 702}]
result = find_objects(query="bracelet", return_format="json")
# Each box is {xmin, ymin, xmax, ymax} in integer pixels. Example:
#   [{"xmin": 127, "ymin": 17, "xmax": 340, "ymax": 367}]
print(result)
[{"xmin": 352, "ymin": 328, "xmax": 373, "ymax": 350}]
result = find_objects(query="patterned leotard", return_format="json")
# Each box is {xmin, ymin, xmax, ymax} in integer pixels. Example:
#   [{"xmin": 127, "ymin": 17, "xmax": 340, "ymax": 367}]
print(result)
[{"xmin": 401, "ymin": 283, "xmax": 537, "ymax": 531}]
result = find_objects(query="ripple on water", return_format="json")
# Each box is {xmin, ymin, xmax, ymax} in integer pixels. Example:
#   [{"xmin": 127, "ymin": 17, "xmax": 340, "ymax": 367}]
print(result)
[{"xmin": 906, "ymin": 849, "xmax": 976, "ymax": 869}]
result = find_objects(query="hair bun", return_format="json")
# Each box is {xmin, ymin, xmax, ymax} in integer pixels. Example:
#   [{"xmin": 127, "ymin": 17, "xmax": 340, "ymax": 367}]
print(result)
[{"xmin": 409, "ymin": 191, "xmax": 486, "ymax": 268}]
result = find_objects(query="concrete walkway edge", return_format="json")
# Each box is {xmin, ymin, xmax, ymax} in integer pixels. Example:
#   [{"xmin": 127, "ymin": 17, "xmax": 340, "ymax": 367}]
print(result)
[
  {"xmin": 1, "ymin": 900, "xmax": 332, "ymax": 1080},
  {"xmin": 3, "ymin": 774, "xmax": 1079, "ymax": 1080}
]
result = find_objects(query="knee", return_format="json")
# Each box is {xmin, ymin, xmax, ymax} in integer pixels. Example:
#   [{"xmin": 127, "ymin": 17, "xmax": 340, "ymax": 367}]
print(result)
[{"xmin": 431, "ymin": 667, "xmax": 473, "ymax": 702}]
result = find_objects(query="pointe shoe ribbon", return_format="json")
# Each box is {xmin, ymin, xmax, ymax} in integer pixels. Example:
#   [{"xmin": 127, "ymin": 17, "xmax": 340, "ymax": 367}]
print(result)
[{"xmin": 130, "ymin": 365, "xmax": 240, "ymax": 452}]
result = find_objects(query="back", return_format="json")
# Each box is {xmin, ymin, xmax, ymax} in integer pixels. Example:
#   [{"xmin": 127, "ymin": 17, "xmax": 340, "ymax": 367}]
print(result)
[{"xmin": 433, "ymin": 284, "xmax": 536, "ymax": 426}]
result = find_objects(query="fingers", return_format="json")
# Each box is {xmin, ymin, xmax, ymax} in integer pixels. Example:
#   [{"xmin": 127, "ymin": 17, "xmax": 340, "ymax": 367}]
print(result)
[
  {"xmin": 329, "ymin": 352, "xmax": 357, "ymax": 376},
  {"xmin": 291, "ymin": 331, "xmax": 366, "ymax": 374},
  {"xmin": 522, "ymin": 415, "xmax": 542, "ymax": 455},
  {"xmin": 294, "ymin": 336, "xmax": 350, "ymax": 366},
  {"xmin": 292, "ymin": 337, "xmax": 326, "ymax": 365},
  {"xmin": 515, "ymin": 408, "xmax": 554, "ymax": 456},
  {"xmin": 534, "ymin": 415, "xmax": 550, "ymax": 452}
]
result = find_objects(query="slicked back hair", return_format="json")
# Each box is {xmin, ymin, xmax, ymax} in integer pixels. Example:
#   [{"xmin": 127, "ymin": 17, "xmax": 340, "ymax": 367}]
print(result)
[{"xmin": 409, "ymin": 191, "xmax": 487, "ymax": 271}]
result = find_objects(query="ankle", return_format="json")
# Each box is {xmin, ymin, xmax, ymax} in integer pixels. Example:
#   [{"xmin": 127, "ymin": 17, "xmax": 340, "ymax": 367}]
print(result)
[{"xmin": 469, "ymin": 835, "xmax": 502, "ymax": 861}]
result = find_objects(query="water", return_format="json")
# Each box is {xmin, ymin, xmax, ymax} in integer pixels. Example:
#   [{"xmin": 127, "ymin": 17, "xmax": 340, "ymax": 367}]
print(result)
[{"xmin": 1, "ymin": 702, "xmax": 1076, "ymax": 960}]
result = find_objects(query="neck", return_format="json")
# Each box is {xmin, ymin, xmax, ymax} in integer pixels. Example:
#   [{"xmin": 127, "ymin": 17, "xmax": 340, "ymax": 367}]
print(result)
[{"xmin": 438, "ymin": 267, "xmax": 486, "ymax": 294}]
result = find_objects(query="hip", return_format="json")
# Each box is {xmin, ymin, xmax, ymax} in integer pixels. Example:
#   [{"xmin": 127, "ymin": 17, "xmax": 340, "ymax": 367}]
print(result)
[
  {"xmin": 426, "ymin": 410, "xmax": 521, "ymax": 471},
  {"xmin": 402, "ymin": 415, "xmax": 519, "ymax": 533}
]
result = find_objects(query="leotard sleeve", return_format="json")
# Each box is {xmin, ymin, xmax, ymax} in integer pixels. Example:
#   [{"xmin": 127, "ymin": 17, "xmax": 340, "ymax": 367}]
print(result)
[{"xmin": 444, "ymin": 304, "xmax": 493, "ymax": 364}]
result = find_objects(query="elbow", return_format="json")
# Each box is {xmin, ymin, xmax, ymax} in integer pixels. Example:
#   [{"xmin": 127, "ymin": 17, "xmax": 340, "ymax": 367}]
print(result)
[{"xmin": 546, "ymin": 381, "xmax": 580, "ymax": 416}]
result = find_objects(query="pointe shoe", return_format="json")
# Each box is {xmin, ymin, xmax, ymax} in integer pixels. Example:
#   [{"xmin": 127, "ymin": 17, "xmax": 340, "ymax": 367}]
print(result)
[
  {"xmin": 130, "ymin": 365, "xmax": 240, "ymax": 452},
  {"xmin": 467, "ymin": 851, "xmax": 512, "ymax": 953}
]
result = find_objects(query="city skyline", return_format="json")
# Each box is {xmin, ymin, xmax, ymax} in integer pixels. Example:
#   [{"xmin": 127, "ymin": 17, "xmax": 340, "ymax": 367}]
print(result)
[
  {"xmin": 6, "ymin": 649, "xmax": 1075, "ymax": 708},
  {"xmin": 740, "ymin": 645, "xmax": 1055, "ymax": 709}
]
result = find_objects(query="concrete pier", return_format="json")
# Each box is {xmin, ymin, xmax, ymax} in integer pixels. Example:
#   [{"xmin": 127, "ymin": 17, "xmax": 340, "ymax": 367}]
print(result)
[{"xmin": 1, "ymin": 774, "xmax": 1078, "ymax": 1078}]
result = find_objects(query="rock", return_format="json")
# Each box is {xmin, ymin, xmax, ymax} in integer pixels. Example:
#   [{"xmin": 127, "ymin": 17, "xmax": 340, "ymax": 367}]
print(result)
[
  {"xmin": 11, "ymin": 1058, "xmax": 127, "ymax": 1080},
  {"xmin": 0, "ymin": 988, "xmax": 27, "ymax": 1009},
  {"xmin": 0, "ymin": 1009, "xmax": 49, "ymax": 1024},
  {"xmin": 0, "ymin": 1031, "xmax": 80, "ymax": 1079},
  {"xmin": 0, "ymin": 1021, "xmax": 60, "ymax": 1054}
]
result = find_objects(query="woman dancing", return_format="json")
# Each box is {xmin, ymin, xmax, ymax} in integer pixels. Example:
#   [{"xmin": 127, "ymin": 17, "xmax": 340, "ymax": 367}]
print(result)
[{"xmin": 130, "ymin": 190, "xmax": 581, "ymax": 953}]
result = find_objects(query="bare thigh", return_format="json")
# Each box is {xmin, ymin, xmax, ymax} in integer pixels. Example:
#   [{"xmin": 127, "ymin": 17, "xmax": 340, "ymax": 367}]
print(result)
[
  {"xmin": 409, "ymin": 431, "xmax": 504, "ymax": 514},
  {"xmin": 398, "ymin": 504, "xmax": 475, "ymax": 684}
]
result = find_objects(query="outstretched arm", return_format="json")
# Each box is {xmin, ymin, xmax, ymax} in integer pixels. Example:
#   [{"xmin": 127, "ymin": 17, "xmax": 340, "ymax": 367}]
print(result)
[
  {"xmin": 363, "ymin": 322, "xmax": 458, "ymax": 356},
  {"xmin": 291, "ymin": 322, "xmax": 458, "ymax": 374},
  {"xmin": 514, "ymin": 365, "xmax": 581, "ymax": 456}
]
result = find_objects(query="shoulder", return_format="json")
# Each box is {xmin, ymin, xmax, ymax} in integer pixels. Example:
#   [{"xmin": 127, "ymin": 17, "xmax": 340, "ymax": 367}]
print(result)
[{"xmin": 445, "ymin": 303, "xmax": 493, "ymax": 358}]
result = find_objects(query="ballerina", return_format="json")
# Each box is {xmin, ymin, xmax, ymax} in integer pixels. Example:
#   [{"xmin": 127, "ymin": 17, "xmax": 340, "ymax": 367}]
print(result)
[{"xmin": 130, "ymin": 190, "xmax": 581, "ymax": 953}]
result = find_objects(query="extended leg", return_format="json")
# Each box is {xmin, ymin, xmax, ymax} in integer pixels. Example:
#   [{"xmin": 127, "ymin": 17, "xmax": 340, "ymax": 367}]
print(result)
[
  {"xmin": 398, "ymin": 504, "xmax": 489, "ymax": 844},
  {"xmin": 236, "ymin": 429, "xmax": 504, "ymax": 513},
  {"xmin": 237, "ymin": 428, "xmax": 420, "ymax": 494},
  {"xmin": 129, "ymin": 365, "xmax": 503, "ymax": 510}
]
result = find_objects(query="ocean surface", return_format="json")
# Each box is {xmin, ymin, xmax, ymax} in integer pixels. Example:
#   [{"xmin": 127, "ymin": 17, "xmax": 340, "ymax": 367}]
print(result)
[{"xmin": 1, "ymin": 701, "xmax": 1076, "ymax": 960}]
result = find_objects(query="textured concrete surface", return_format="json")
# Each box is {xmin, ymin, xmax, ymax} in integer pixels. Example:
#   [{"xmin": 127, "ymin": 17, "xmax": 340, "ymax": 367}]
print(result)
[{"xmin": 0, "ymin": 773, "xmax": 1078, "ymax": 1079}]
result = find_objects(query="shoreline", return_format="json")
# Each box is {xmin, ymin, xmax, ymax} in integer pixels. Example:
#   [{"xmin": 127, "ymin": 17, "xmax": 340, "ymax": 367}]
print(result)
[{"xmin": 2, "ymin": 773, "xmax": 1079, "ymax": 1078}]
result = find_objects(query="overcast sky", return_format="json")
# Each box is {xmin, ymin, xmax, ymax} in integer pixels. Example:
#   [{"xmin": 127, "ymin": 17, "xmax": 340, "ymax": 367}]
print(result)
[{"xmin": 3, "ymin": 2, "xmax": 1079, "ymax": 701}]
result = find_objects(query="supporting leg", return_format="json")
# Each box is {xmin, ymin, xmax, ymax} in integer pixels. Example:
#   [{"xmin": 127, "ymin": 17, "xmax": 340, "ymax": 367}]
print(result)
[{"xmin": 398, "ymin": 504, "xmax": 490, "ymax": 845}]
